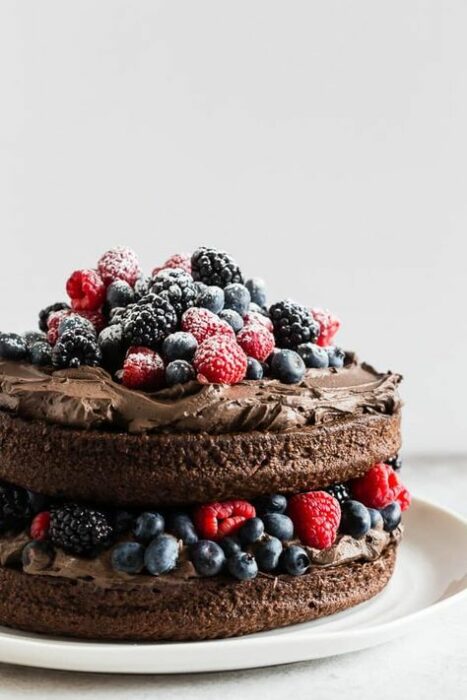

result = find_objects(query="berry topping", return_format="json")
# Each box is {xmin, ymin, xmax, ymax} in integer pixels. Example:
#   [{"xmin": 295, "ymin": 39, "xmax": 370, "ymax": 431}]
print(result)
[
  {"xmin": 165, "ymin": 359, "xmax": 195, "ymax": 386},
  {"xmin": 326, "ymin": 346, "xmax": 346, "ymax": 368},
  {"xmin": 238, "ymin": 517, "xmax": 264, "ymax": 544},
  {"xmin": 122, "ymin": 298, "xmax": 177, "ymax": 349},
  {"xmin": 152, "ymin": 253, "xmax": 191, "ymax": 277},
  {"xmin": 169, "ymin": 513, "xmax": 198, "ymax": 545},
  {"xmin": 311, "ymin": 308, "xmax": 341, "ymax": 347},
  {"xmin": 270, "ymin": 349, "xmax": 305, "ymax": 384},
  {"xmin": 194, "ymin": 500, "xmax": 256, "ymax": 541},
  {"xmin": 297, "ymin": 343, "xmax": 329, "ymax": 369},
  {"xmin": 246, "ymin": 357, "xmax": 264, "ymax": 380},
  {"xmin": 23, "ymin": 331, "xmax": 47, "ymax": 348},
  {"xmin": 30, "ymin": 511, "xmax": 51, "ymax": 541},
  {"xmin": 256, "ymin": 537, "xmax": 283, "ymax": 572},
  {"xmin": 150, "ymin": 268, "xmax": 198, "ymax": 318},
  {"xmin": 380, "ymin": 502, "xmax": 402, "ymax": 531},
  {"xmin": 66, "ymin": 269, "xmax": 106, "ymax": 311},
  {"xmin": 0, "ymin": 333, "xmax": 28, "ymax": 361},
  {"xmin": 58, "ymin": 314, "xmax": 96, "ymax": 338},
  {"xmin": 98, "ymin": 324, "xmax": 126, "ymax": 373},
  {"xmin": 262, "ymin": 513, "xmax": 294, "ymax": 541},
  {"xmin": 245, "ymin": 277, "xmax": 267, "ymax": 307},
  {"xmin": 288, "ymin": 491, "xmax": 341, "ymax": 549},
  {"xmin": 111, "ymin": 542, "xmax": 145, "ymax": 574},
  {"xmin": 269, "ymin": 300, "xmax": 319, "ymax": 349},
  {"xmin": 76, "ymin": 308, "xmax": 106, "ymax": 333},
  {"xmin": 197, "ymin": 285, "xmax": 225, "ymax": 314},
  {"xmin": 191, "ymin": 246, "xmax": 243, "ymax": 288},
  {"xmin": 339, "ymin": 500, "xmax": 371, "ymax": 539},
  {"xmin": 237, "ymin": 323, "xmax": 275, "ymax": 363},
  {"xmin": 132, "ymin": 512, "xmax": 165, "ymax": 543},
  {"xmin": 193, "ymin": 335, "xmax": 247, "ymax": 384},
  {"xmin": 190, "ymin": 540, "xmax": 226, "ymax": 576},
  {"xmin": 243, "ymin": 311, "xmax": 273, "ymax": 332},
  {"xmin": 52, "ymin": 330, "xmax": 102, "ymax": 369},
  {"xmin": 255, "ymin": 494, "xmax": 288, "ymax": 516},
  {"xmin": 106, "ymin": 280, "xmax": 135, "ymax": 309},
  {"xmin": 227, "ymin": 551, "xmax": 258, "ymax": 580},
  {"xmin": 162, "ymin": 332, "xmax": 198, "ymax": 363},
  {"xmin": 219, "ymin": 309, "xmax": 244, "ymax": 333},
  {"xmin": 46, "ymin": 308, "xmax": 71, "ymax": 345},
  {"xmin": 49, "ymin": 504, "xmax": 113, "ymax": 556},
  {"xmin": 22, "ymin": 541, "xmax": 53, "ymax": 570},
  {"xmin": 122, "ymin": 347, "xmax": 165, "ymax": 391},
  {"xmin": 351, "ymin": 463, "xmax": 411, "ymax": 511},
  {"xmin": 324, "ymin": 483, "xmax": 350, "ymax": 505},
  {"xmin": 219, "ymin": 536, "xmax": 242, "ymax": 557},
  {"xmin": 181, "ymin": 307, "xmax": 234, "ymax": 344},
  {"xmin": 30, "ymin": 342, "xmax": 52, "ymax": 366},
  {"xmin": 97, "ymin": 246, "xmax": 141, "ymax": 287},
  {"xmin": 280, "ymin": 545, "xmax": 310, "ymax": 576},
  {"xmin": 223, "ymin": 283, "xmax": 251, "ymax": 316},
  {"xmin": 38, "ymin": 302, "xmax": 70, "ymax": 332},
  {"xmin": 144, "ymin": 534, "xmax": 179, "ymax": 576},
  {"xmin": 368, "ymin": 508, "xmax": 384, "ymax": 530}
]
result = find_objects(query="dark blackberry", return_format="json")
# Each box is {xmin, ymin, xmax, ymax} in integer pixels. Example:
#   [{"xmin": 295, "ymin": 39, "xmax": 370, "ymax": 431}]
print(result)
[
  {"xmin": 122, "ymin": 298, "xmax": 177, "ymax": 349},
  {"xmin": 191, "ymin": 246, "xmax": 243, "ymax": 288},
  {"xmin": 0, "ymin": 333, "xmax": 28, "ymax": 361},
  {"xmin": 134, "ymin": 275, "xmax": 152, "ymax": 301},
  {"xmin": 109, "ymin": 305, "xmax": 135, "ymax": 326},
  {"xmin": 150, "ymin": 269, "xmax": 197, "ymax": 317},
  {"xmin": 325, "ymin": 483, "xmax": 350, "ymax": 505},
  {"xmin": 269, "ymin": 300, "xmax": 319, "ymax": 349},
  {"xmin": 387, "ymin": 454, "xmax": 402, "ymax": 471},
  {"xmin": 58, "ymin": 315, "xmax": 96, "ymax": 338},
  {"xmin": 52, "ymin": 330, "xmax": 102, "ymax": 369},
  {"xmin": 38, "ymin": 302, "xmax": 70, "ymax": 332},
  {"xmin": 49, "ymin": 503, "xmax": 113, "ymax": 556},
  {"xmin": 30, "ymin": 341, "xmax": 53, "ymax": 366},
  {"xmin": 0, "ymin": 482, "xmax": 31, "ymax": 532},
  {"xmin": 23, "ymin": 331, "xmax": 47, "ymax": 348}
]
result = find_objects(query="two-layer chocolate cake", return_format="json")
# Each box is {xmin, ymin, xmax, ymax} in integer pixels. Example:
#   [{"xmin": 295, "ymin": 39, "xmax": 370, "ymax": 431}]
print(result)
[{"xmin": 0, "ymin": 246, "xmax": 410, "ymax": 640}]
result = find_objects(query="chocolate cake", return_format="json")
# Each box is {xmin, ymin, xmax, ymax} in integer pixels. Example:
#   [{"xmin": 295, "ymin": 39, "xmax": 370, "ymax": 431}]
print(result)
[{"xmin": 0, "ymin": 246, "xmax": 411, "ymax": 641}]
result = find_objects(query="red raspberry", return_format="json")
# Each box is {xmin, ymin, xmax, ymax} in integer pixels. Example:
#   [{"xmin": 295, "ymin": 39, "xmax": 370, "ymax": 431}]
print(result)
[
  {"xmin": 152, "ymin": 253, "xmax": 191, "ymax": 277},
  {"xmin": 243, "ymin": 311, "xmax": 273, "ymax": 332},
  {"xmin": 193, "ymin": 336, "xmax": 247, "ymax": 384},
  {"xmin": 311, "ymin": 308, "xmax": 341, "ymax": 347},
  {"xmin": 97, "ymin": 246, "xmax": 141, "ymax": 287},
  {"xmin": 288, "ymin": 491, "xmax": 341, "ymax": 549},
  {"xmin": 30, "ymin": 512, "xmax": 51, "ymax": 541},
  {"xmin": 194, "ymin": 500, "xmax": 256, "ymax": 540},
  {"xmin": 237, "ymin": 323, "xmax": 275, "ymax": 362},
  {"xmin": 66, "ymin": 269, "xmax": 106, "ymax": 311},
  {"xmin": 122, "ymin": 347, "xmax": 165, "ymax": 391},
  {"xmin": 76, "ymin": 308, "xmax": 106, "ymax": 333},
  {"xmin": 351, "ymin": 463, "xmax": 411, "ymax": 511},
  {"xmin": 47, "ymin": 309, "xmax": 72, "ymax": 345},
  {"xmin": 181, "ymin": 307, "xmax": 234, "ymax": 344}
]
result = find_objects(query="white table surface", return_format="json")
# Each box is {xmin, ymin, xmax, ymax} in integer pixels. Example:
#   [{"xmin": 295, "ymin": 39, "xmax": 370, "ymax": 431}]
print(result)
[{"xmin": 0, "ymin": 455, "xmax": 466, "ymax": 699}]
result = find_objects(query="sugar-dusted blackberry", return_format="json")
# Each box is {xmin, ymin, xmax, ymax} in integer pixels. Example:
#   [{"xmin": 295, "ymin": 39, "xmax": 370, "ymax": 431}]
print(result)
[
  {"xmin": 109, "ymin": 305, "xmax": 135, "ymax": 326},
  {"xmin": 23, "ymin": 331, "xmax": 47, "ymax": 348},
  {"xmin": 57, "ymin": 314, "xmax": 96, "ymax": 338},
  {"xmin": 269, "ymin": 300, "xmax": 319, "ymax": 349},
  {"xmin": 134, "ymin": 275, "xmax": 152, "ymax": 301},
  {"xmin": 38, "ymin": 302, "xmax": 70, "ymax": 332},
  {"xmin": 49, "ymin": 503, "xmax": 113, "ymax": 556},
  {"xmin": 150, "ymin": 268, "xmax": 197, "ymax": 317},
  {"xmin": 191, "ymin": 246, "xmax": 243, "ymax": 288},
  {"xmin": 0, "ymin": 482, "xmax": 31, "ymax": 532},
  {"xmin": 325, "ymin": 483, "xmax": 350, "ymax": 505},
  {"xmin": 122, "ymin": 298, "xmax": 177, "ymax": 349},
  {"xmin": 0, "ymin": 333, "xmax": 28, "ymax": 361},
  {"xmin": 52, "ymin": 330, "xmax": 102, "ymax": 369},
  {"xmin": 30, "ymin": 341, "xmax": 53, "ymax": 366}
]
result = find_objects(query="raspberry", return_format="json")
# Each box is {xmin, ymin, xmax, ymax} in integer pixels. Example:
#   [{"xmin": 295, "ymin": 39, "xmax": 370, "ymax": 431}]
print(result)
[
  {"xmin": 181, "ymin": 307, "xmax": 234, "ymax": 344},
  {"xmin": 149, "ymin": 269, "xmax": 197, "ymax": 318},
  {"xmin": 237, "ymin": 323, "xmax": 275, "ymax": 362},
  {"xmin": 66, "ymin": 269, "xmax": 106, "ymax": 311},
  {"xmin": 288, "ymin": 491, "xmax": 341, "ymax": 549},
  {"xmin": 97, "ymin": 246, "xmax": 141, "ymax": 287},
  {"xmin": 243, "ymin": 311, "xmax": 273, "ymax": 332},
  {"xmin": 269, "ymin": 300, "xmax": 320, "ymax": 349},
  {"xmin": 311, "ymin": 308, "xmax": 341, "ymax": 347},
  {"xmin": 30, "ymin": 511, "xmax": 51, "ymax": 541},
  {"xmin": 351, "ymin": 463, "xmax": 411, "ymax": 511},
  {"xmin": 191, "ymin": 246, "xmax": 243, "ymax": 288},
  {"xmin": 122, "ymin": 298, "xmax": 177, "ymax": 349},
  {"xmin": 122, "ymin": 347, "xmax": 165, "ymax": 391},
  {"xmin": 194, "ymin": 336, "xmax": 247, "ymax": 384},
  {"xmin": 194, "ymin": 500, "xmax": 256, "ymax": 541},
  {"xmin": 47, "ymin": 309, "xmax": 72, "ymax": 345},
  {"xmin": 38, "ymin": 302, "xmax": 70, "ymax": 332},
  {"xmin": 152, "ymin": 253, "xmax": 191, "ymax": 277}
]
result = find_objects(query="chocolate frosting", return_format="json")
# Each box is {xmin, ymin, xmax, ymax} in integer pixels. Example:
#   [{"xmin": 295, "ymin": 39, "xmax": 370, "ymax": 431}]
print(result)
[{"xmin": 0, "ymin": 357, "xmax": 401, "ymax": 435}]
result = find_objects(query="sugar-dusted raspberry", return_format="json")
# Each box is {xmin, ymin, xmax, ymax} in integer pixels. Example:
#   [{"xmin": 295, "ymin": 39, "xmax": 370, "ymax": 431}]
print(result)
[
  {"xmin": 237, "ymin": 323, "xmax": 275, "ymax": 362},
  {"xmin": 66, "ymin": 269, "xmax": 106, "ymax": 311},
  {"xmin": 310, "ymin": 308, "xmax": 341, "ymax": 347},
  {"xmin": 351, "ymin": 463, "xmax": 411, "ymax": 511},
  {"xmin": 288, "ymin": 491, "xmax": 341, "ymax": 549},
  {"xmin": 75, "ymin": 308, "xmax": 106, "ymax": 333},
  {"xmin": 30, "ymin": 511, "xmax": 51, "ymax": 541},
  {"xmin": 194, "ymin": 500, "xmax": 256, "ymax": 541},
  {"xmin": 97, "ymin": 246, "xmax": 142, "ymax": 287},
  {"xmin": 181, "ymin": 307, "xmax": 234, "ymax": 344},
  {"xmin": 193, "ymin": 335, "xmax": 247, "ymax": 384},
  {"xmin": 152, "ymin": 253, "xmax": 192, "ymax": 277},
  {"xmin": 243, "ymin": 311, "xmax": 273, "ymax": 332},
  {"xmin": 47, "ymin": 308, "xmax": 72, "ymax": 345},
  {"xmin": 122, "ymin": 347, "xmax": 165, "ymax": 391}
]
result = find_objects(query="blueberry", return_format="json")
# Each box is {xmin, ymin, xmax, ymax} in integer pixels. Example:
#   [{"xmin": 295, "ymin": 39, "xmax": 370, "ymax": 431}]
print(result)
[
  {"xmin": 219, "ymin": 536, "xmax": 242, "ymax": 557},
  {"xmin": 165, "ymin": 360, "xmax": 195, "ymax": 386},
  {"xmin": 132, "ymin": 512, "xmax": 165, "ymax": 543},
  {"xmin": 297, "ymin": 343, "xmax": 329, "ymax": 369},
  {"xmin": 238, "ymin": 517, "xmax": 264, "ymax": 544},
  {"xmin": 193, "ymin": 281, "xmax": 208, "ymax": 297},
  {"xmin": 21, "ymin": 541, "xmax": 53, "ymax": 570},
  {"xmin": 368, "ymin": 507, "xmax": 384, "ymax": 530},
  {"xmin": 0, "ymin": 333, "xmax": 28, "ymax": 361},
  {"xmin": 245, "ymin": 278, "xmax": 267, "ymax": 307},
  {"xmin": 144, "ymin": 534, "xmax": 179, "ymax": 575},
  {"xmin": 248, "ymin": 302, "xmax": 268, "ymax": 316},
  {"xmin": 190, "ymin": 540, "xmax": 225, "ymax": 576},
  {"xmin": 219, "ymin": 309, "xmax": 244, "ymax": 333},
  {"xmin": 380, "ymin": 502, "xmax": 402, "ymax": 532},
  {"xmin": 255, "ymin": 494, "xmax": 287, "ymax": 516},
  {"xmin": 255, "ymin": 537, "xmax": 283, "ymax": 572},
  {"xmin": 270, "ymin": 349, "xmax": 305, "ymax": 384},
  {"xmin": 111, "ymin": 542, "xmax": 145, "ymax": 574},
  {"xmin": 27, "ymin": 490, "xmax": 49, "ymax": 514},
  {"xmin": 326, "ymin": 346, "xmax": 346, "ymax": 368},
  {"xmin": 340, "ymin": 500, "xmax": 371, "ymax": 539},
  {"xmin": 227, "ymin": 552, "xmax": 258, "ymax": 580},
  {"xmin": 246, "ymin": 357, "xmax": 264, "ymax": 380},
  {"xmin": 113, "ymin": 510, "xmax": 134, "ymax": 535},
  {"xmin": 223, "ymin": 283, "xmax": 251, "ymax": 315},
  {"xmin": 30, "ymin": 342, "xmax": 52, "ymax": 366},
  {"xmin": 23, "ymin": 331, "xmax": 47, "ymax": 348},
  {"xmin": 263, "ymin": 513, "xmax": 294, "ymax": 541},
  {"xmin": 162, "ymin": 332, "xmax": 198, "ymax": 362},
  {"xmin": 106, "ymin": 280, "xmax": 135, "ymax": 309},
  {"xmin": 197, "ymin": 286, "xmax": 225, "ymax": 314},
  {"xmin": 98, "ymin": 324, "xmax": 125, "ymax": 373},
  {"xmin": 170, "ymin": 513, "xmax": 198, "ymax": 545},
  {"xmin": 280, "ymin": 545, "xmax": 310, "ymax": 576}
]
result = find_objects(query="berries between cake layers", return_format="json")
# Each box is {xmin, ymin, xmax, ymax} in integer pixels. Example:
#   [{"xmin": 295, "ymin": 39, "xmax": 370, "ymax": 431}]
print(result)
[{"xmin": 0, "ymin": 246, "xmax": 409, "ymax": 641}]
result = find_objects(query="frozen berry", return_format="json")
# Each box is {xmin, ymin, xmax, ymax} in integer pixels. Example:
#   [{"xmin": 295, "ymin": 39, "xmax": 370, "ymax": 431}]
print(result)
[
  {"xmin": 223, "ymin": 283, "xmax": 251, "ymax": 315},
  {"xmin": 52, "ymin": 330, "xmax": 102, "ymax": 369},
  {"xmin": 255, "ymin": 537, "xmax": 283, "ymax": 572},
  {"xmin": 351, "ymin": 463, "xmax": 411, "ymax": 511},
  {"xmin": 98, "ymin": 246, "xmax": 141, "ymax": 287},
  {"xmin": 29, "ymin": 340, "xmax": 53, "ymax": 365},
  {"xmin": 194, "ymin": 335, "xmax": 247, "ymax": 384},
  {"xmin": 245, "ymin": 278, "xmax": 267, "ymax": 307},
  {"xmin": 191, "ymin": 246, "xmax": 243, "ymax": 288},
  {"xmin": 339, "ymin": 500, "xmax": 371, "ymax": 539},
  {"xmin": 162, "ymin": 332, "xmax": 198, "ymax": 362},
  {"xmin": 280, "ymin": 545, "xmax": 310, "ymax": 576},
  {"xmin": 152, "ymin": 252, "xmax": 191, "ymax": 277},
  {"xmin": 122, "ymin": 299, "xmax": 177, "ymax": 349},
  {"xmin": 111, "ymin": 542, "xmax": 145, "ymax": 574},
  {"xmin": 288, "ymin": 491, "xmax": 341, "ymax": 549},
  {"xmin": 76, "ymin": 308, "xmax": 106, "ymax": 333},
  {"xmin": 144, "ymin": 534, "xmax": 179, "ymax": 575},
  {"xmin": 66, "ymin": 269, "xmax": 106, "ymax": 311},
  {"xmin": 165, "ymin": 359, "xmax": 195, "ymax": 386},
  {"xmin": 246, "ymin": 357, "xmax": 263, "ymax": 380},
  {"xmin": 30, "ymin": 511, "xmax": 51, "ymax": 541},
  {"xmin": 0, "ymin": 333, "xmax": 28, "ymax": 361},
  {"xmin": 311, "ymin": 308, "xmax": 341, "ymax": 347},
  {"xmin": 190, "ymin": 539, "xmax": 225, "ymax": 576},
  {"xmin": 197, "ymin": 286, "xmax": 225, "ymax": 314},
  {"xmin": 122, "ymin": 347, "xmax": 165, "ymax": 391},
  {"xmin": 46, "ymin": 308, "xmax": 72, "ymax": 345},
  {"xmin": 106, "ymin": 280, "xmax": 135, "ymax": 309},
  {"xmin": 263, "ymin": 513, "xmax": 294, "ymax": 541},
  {"xmin": 150, "ymin": 269, "xmax": 198, "ymax": 318},
  {"xmin": 380, "ymin": 502, "xmax": 402, "ymax": 532},
  {"xmin": 58, "ymin": 314, "xmax": 96, "ymax": 338},
  {"xmin": 132, "ymin": 512, "xmax": 165, "ymax": 543},
  {"xmin": 219, "ymin": 309, "xmax": 244, "ymax": 333},
  {"xmin": 194, "ymin": 500, "xmax": 256, "ymax": 541},
  {"xmin": 297, "ymin": 343, "xmax": 329, "ymax": 369},
  {"xmin": 326, "ymin": 346, "xmax": 345, "ymax": 368},
  {"xmin": 237, "ymin": 323, "xmax": 275, "ymax": 362},
  {"xmin": 23, "ymin": 331, "xmax": 47, "ymax": 348},
  {"xmin": 181, "ymin": 307, "xmax": 234, "ymax": 344},
  {"xmin": 270, "ymin": 349, "xmax": 305, "ymax": 384},
  {"xmin": 227, "ymin": 551, "xmax": 258, "ymax": 580},
  {"xmin": 238, "ymin": 517, "xmax": 264, "ymax": 544},
  {"xmin": 270, "ymin": 300, "xmax": 319, "ymax": 349}
]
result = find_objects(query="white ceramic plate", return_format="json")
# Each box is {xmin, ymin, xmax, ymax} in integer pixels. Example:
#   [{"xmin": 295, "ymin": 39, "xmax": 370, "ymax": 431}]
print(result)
[{"xmin": 0, "ymin": 497, "xmax": 466, "ymax": 674}]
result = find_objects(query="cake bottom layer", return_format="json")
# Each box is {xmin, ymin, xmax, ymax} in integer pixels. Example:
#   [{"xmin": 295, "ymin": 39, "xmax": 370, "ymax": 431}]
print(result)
[{"xmin": 0, "ymin": 544, "xmax": 397, "ymax": 641}]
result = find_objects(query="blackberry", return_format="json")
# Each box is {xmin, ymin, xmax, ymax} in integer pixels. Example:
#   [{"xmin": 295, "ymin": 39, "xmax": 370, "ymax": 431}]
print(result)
[
  {"xmin": 269, "ymin": 300, "xmax": 319, "ymax": 349},
  {"xmin": 52, "ymin": 330, "xmax": 102, "ymax": 369},
  {"xmin": 0, "ymin": 333, "xmax": 28, "ymax": 361},
  {"xmin": 49, "ymin": 503, "xmax": 113, "ymax": 556},
  {"xmin": 387, "ymin": 454, "xmax": 402, "ymax": 471},
  {"xmin": 0, "ymin": 482, "xmax": 31, "ymax": 532},
  {"xmin": 58, "ymin": 315, "xmax": 96, "ymax": 338},
  {"xmin": 109, "ymin": 305, "xmax": 135, "ymax": 326},
  {"xmin": 150, "ymin": 269, "xmax": 197, "ymax": 317},
  {"xmin": 134, "ymin": 275, "xmax": 152, "ymax": 301},
  {"xmin": 38, "ymin": 302, "xmax": 70, "ymax": 332},
  {"xmin": 325, "ymin": 483, "xmax": 350, "ymax": 505},
  {"xmin": 122, "ymin": 298, "xmax": 177, "ymax": 349},
  {"xmin": 191, "ymin": 246, "xmax": 243, "ymax": 288}
]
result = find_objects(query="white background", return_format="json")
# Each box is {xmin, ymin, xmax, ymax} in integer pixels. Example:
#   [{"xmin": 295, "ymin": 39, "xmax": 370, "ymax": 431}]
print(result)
[{"xmin": 1, "ymin": 0, "xmax": 466, "ymax": 454}]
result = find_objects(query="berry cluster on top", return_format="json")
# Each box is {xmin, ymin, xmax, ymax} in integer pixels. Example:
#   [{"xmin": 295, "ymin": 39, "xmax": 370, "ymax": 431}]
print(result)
[{"xmin": 0, "ymin": 246, "xmax": 344, "ymax": 390}]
